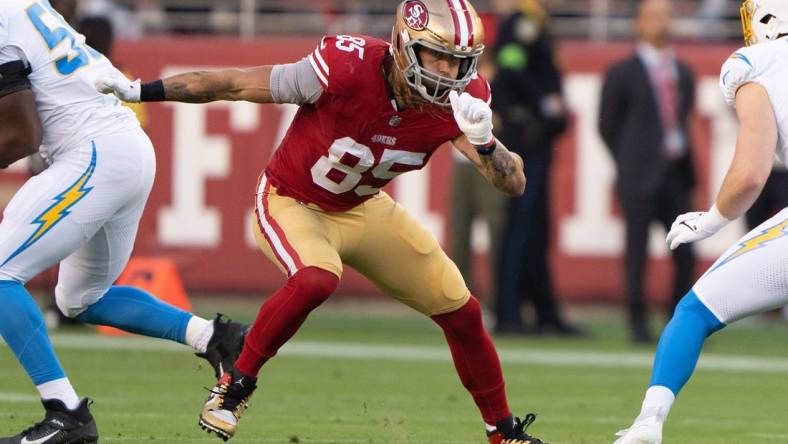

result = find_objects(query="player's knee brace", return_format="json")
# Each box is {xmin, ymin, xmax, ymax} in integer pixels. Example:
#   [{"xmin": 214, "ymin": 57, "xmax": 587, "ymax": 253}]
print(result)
[{"xmin": 290, "ymin": 266, "xmax": 339, "ymax": 308}]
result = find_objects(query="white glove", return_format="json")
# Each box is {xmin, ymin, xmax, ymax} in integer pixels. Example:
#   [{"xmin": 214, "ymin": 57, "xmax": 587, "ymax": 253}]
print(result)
[
  {"xmin": 666, "ymin": 205, "xmax": 731, "ymax": 250},
  {"xmin": 95, "ymin": 69, "xmax": 141, "ymax": 103},
  {"xmin": 448, "ymin": 90, "xmax": 494, "ymax": 147}
]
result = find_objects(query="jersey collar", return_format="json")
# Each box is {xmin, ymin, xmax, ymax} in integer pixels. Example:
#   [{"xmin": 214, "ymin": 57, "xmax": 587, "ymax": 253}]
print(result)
[{"xmin": 381, "ymin": 55, "xmax": 400, "ymax": 112}]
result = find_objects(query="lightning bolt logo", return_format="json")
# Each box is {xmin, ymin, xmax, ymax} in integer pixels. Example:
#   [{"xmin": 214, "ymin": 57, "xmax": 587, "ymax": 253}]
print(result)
[
  {"xmin": 730, "ymin": 52, "xmax": 753, "ymax": 67},
  {"xmin": 2, "ymin": 146, "xmax": 97, "ymax": 267},
  {"xmin": 710, "ymin": 217, "xmax": 788, "ymax": 272}
]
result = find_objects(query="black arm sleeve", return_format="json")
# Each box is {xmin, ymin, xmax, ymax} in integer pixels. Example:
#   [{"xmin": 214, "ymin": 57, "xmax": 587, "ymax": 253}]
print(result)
[{"xmin": 0, "ymin": 60, "xmax": 32, "ymax": 99}]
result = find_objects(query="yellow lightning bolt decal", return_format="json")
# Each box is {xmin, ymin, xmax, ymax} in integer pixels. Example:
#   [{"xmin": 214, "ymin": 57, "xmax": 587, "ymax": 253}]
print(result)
[
  {"xmin": 711, "ymin": 217, "xmax": 788, "ymax": 272},
  {"xmin": 2, "ymin": 146, "xmax": 96, "ymax": 266}
]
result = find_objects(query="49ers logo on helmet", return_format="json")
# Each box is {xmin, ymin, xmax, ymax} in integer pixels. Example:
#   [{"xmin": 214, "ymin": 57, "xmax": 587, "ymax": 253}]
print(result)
[{"xmin": 404, "ymin": 0, "xmax": 429, "ymax": 31}]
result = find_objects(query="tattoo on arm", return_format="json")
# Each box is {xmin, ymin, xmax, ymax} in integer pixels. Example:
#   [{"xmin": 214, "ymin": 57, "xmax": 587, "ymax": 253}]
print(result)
[
  {"xmin": 481, "ymin": 148, "xmax": 517, "ymax": 188},
  {"xmin": 163, "ymin": 72, "xmax": 226, "ymax": 103}
]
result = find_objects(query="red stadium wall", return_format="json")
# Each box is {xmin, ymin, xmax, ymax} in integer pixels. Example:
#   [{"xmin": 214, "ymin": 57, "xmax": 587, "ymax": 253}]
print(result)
[{"xmin": 2, "ymin": 37, "xmax": 746, "ymax": 304}]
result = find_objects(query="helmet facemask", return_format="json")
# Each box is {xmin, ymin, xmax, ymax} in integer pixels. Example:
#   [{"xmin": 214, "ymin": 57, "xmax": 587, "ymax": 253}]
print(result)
[
  {"xmin": 740, "ymin": 0, "xmax": 788, "ymax": 45},
  {"xmin": 391, "ymin": 0, "xmax": 486, "ymax": 107},
  {"xmin": 740, "ymin": 0, "xmax": 757, "ymax": 45},
  {"xmin": 398, "ymin": 32, "xmax": 481, "ymax": 106}
]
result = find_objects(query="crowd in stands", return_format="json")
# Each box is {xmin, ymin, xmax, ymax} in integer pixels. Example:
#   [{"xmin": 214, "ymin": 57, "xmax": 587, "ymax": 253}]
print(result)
[{"xmin": 74, "ymin": 0, "xmax": 744, "ymax": 40}]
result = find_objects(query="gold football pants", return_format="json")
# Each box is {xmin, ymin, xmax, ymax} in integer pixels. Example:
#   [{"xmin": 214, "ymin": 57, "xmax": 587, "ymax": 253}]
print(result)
[{"xmin": 252, "ymin": 175, "xmax": 470, "ymax": 316}]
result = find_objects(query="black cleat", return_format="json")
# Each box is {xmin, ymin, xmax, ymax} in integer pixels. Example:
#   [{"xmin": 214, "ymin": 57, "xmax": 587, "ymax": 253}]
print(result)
[
  {"xmin": 199, "ymin": 368, "xmax": 257, "ymax": 441},
  {"xmin": 196, "ymin": 314, "xmax": 249, "ymax": 378},
  {"xmin": 0, "ymin": 398, "xmax": 98, "ymax": 444},
  {"xmin": 487, "ymin": 413, "xmax": 549, "ymax": 444}
]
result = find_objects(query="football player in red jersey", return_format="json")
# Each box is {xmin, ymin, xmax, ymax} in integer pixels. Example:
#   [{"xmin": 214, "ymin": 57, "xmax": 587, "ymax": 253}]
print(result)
[{"xmin": 97, "ymin": 1, "xmax": 547, "ymax": 443}]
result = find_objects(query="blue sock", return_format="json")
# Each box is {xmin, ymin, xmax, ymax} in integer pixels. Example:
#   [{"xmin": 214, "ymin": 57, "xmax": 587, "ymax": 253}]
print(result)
[
  {"xmin": 0, "ymin": 280, "xmax": 66, "ymax": 385},
  {"xmin": 649, "ymin": 290, "xmax": 725, "ymax": 394},
  {"xmin": 75, "ymin": 285, "xmax": 192, "ymax": 344}
]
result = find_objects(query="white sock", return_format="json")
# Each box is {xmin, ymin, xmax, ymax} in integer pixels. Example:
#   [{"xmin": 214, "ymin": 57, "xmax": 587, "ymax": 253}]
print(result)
[
  {"xmin": 485, "ymin": 423, "xmax": 497, "ymax": 433},
  {"xmin": 37, "ymin": 378, "xmax": 80, "ymax": 410},
  {"xmin": 186, "ymin": 316, "xmax": 213, "ymax": 353},
  {"xmin": 636, "ymin": 385, "xmax": 675, "ymax": 423}
]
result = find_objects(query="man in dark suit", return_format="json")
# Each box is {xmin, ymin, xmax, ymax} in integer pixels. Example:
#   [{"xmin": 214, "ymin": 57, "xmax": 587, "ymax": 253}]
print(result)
[{"xmin": 599, "ymin": 0, "xmax": 696, "ymax": 344}]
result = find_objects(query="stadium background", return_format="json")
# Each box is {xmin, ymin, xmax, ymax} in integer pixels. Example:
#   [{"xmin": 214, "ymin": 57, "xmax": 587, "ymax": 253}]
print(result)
[
  {"xmin": 0, "ymin": 0, "xmax": 747, "ymax": 304},
  {"xmin": 5, "ymin": 2, "xmax": 788, "ymax": 443}
]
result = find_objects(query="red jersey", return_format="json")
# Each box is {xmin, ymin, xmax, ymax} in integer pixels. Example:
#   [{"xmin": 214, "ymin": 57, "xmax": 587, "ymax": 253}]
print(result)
[{"xmin": 264, "ymin": 35, "xmax": 491, "ymax": 212}]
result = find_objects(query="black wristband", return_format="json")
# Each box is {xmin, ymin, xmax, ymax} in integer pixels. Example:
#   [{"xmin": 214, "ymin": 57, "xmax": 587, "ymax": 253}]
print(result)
[
  {"xmin": 140, "ymin": 80, "xmax": 165, "ymax": 102},
  {"xmin": 475, "ymin": 140, "xmax": 497, "ymax": 155}
]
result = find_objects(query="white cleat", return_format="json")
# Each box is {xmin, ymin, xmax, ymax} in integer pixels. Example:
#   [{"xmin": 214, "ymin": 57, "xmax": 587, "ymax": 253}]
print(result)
[{"xmin": 612, "ymin": 416, "xmax": 663, "ymax": 444}]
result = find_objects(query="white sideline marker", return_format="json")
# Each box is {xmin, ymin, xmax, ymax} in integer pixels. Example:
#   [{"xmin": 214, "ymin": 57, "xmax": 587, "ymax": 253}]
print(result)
[{"xmin": 3, "ymin": 333, "xmax": 788, "ymax": 374}]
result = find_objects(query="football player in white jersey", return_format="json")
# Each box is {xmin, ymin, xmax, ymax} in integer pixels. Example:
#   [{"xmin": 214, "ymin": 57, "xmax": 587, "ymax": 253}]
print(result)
[
  {"xmin": 613, "ymin": 1, "xmax": 788, "ymax": 443},
  {"xmin": 0, "ymin": 2, "xmax": 246, "ymax": 443}
]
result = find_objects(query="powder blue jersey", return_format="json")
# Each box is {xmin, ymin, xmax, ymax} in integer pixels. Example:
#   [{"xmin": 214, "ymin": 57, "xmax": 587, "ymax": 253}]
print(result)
[
  {"xmin": 720, "ymin": 37, "xmax": 788, "ymax": 167},
  {"xmin": 0, "ymin": 0, "xmax": 138, "ymax": 159}
]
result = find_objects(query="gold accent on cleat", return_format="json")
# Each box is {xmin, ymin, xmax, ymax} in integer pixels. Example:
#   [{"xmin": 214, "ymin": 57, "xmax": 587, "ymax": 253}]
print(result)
[{"xmin": 198, "ymin": 372, "xmax": 254, "ymax": 441}]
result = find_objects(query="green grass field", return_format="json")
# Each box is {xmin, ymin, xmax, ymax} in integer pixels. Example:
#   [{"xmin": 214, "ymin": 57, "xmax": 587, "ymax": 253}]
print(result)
[{"xmin": 3, "ymin": 298, "xmax": 788, "ymax": 444}]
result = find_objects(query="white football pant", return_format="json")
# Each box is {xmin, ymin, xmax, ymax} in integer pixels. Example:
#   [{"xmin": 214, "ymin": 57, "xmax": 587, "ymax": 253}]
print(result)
[
  {"xmin": 694, "ymin": 207, "xmax": 788, "ymax": 323},
  {"xmin": 0, "ymin": 127, "xmax": 155, "ymax": 317}
]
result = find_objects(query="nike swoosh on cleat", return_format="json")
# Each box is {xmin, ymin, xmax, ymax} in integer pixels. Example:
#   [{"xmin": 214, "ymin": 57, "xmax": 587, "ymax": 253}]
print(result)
[{"xmin": 21, "ymin": 431, "xmax": 60, "ymax": 444}]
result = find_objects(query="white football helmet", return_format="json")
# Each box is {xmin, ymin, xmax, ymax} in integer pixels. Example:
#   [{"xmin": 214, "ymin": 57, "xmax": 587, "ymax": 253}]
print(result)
[{"xmin": 740, "ymin": 0, "xmax": 788, "ymax": 45}]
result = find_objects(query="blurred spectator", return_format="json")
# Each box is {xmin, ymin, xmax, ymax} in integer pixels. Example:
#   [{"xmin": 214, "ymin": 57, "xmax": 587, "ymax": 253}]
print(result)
[
  {"xmin": 599, "ymin": 0, "xmax": 696, "ymax": 344},
  {"xmin": 163, "ymin": 2, "xmax": 213, "ymax": 34},
  {"xmin": 81, "ymin": 0, "xmax": 142, "ymax": 39},
  {"xmin": 449, "ymin": 145, "xmax": 505, "ymax": 305},
  {"xmin": 79, "ymin": 15, "xmax": 113, "ymax": 55},
  {"xmin": 492, "ymin": 0, "xmax": 580, "ymax": 336},
  {"xmin": 449, "ymin": 54, "xmax": 504, "ymax": 310},
  {"xmin": 50, "ymin": 0, "xmax": 77, "ymax": 24}
]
